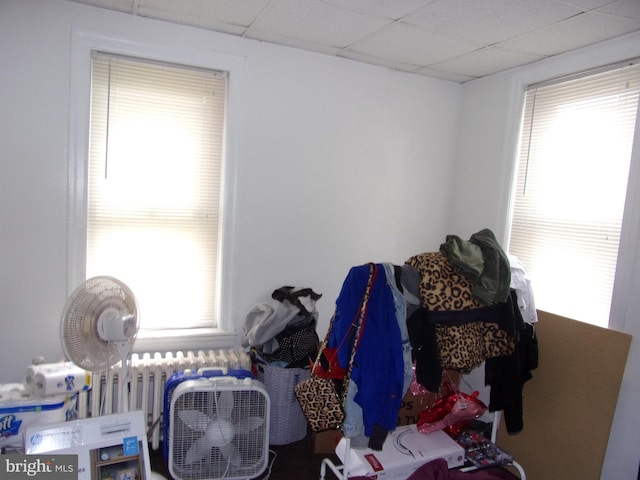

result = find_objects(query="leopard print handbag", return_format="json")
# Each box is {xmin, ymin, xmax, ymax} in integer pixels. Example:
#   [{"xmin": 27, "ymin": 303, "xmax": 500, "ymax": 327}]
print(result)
[
  {"xmin": 295, "ymin": 263, "xmax": 377, "ymax": 432},
  {"xmin": 294, "ymin": 370, "xmax": 345, "ymax": 432}
]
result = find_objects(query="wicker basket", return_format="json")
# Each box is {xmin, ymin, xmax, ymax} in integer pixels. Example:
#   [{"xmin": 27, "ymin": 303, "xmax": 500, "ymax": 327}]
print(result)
[{"xmin": 257, "ymin": 363, "xmax": 310, "ymax": 445}]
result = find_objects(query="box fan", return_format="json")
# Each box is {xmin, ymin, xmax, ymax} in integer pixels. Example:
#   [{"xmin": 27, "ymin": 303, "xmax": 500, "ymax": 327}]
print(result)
[{"xmin": 167, "ymin": 376, "xmax": 270, "ymax": 480}]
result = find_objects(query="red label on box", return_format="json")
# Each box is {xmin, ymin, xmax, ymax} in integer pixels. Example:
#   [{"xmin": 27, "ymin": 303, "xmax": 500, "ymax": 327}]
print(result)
[{"xmin": 364, "ymin": 453, "xmax": 384, "ymax": 472}]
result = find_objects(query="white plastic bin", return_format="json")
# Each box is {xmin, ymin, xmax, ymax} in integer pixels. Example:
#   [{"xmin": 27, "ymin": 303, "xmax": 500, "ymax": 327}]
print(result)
[{"xmin": 257, "ymin": 364, "xmax": 310, "ymax": 445}]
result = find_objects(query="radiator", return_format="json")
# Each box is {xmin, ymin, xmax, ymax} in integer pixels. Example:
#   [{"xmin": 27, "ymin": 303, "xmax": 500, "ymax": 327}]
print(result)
[{"xmin": 76, "ymin": 349, "xmax": 251, "ymax": 450}]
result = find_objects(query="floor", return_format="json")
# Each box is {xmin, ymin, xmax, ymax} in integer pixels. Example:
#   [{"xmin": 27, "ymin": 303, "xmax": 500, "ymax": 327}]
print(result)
[{"xmin": 258, "ymin": 432, "xmax": 341, "ymax": 480}]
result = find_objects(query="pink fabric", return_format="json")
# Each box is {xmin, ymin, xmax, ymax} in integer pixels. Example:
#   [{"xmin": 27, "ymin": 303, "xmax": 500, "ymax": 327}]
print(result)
[
  {"xmin": 407, "ymin": 459, "xmax": 518, "ymax": 480},
  {"xmin": 407, "ymin": 458, "xmax": 449, "ymax": 480}
]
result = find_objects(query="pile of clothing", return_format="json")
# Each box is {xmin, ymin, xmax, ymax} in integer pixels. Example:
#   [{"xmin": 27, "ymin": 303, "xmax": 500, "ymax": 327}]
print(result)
[
  {"xmin": 242, "ymin": 286, "xmax": 322, "ymax": 369},
  {"xmin": 326, "ymin": 262, "xmax": 422, "ymax": 450},
  {"xmin": 406, "ymin": 229, "xmax": 539, "ymax": 435},
  {"xmin": 327, "ymin": 229, "xmax": 539, "ymax": 453}
]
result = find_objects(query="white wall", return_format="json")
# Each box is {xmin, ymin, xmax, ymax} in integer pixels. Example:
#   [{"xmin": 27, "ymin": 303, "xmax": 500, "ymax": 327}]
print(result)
[
  {"xmin": 0, "ymin": 0, "xmax": 460, "ymax": 378},
  {"xmin": 454, "ymin": 31, "xmax": 640, "ymax": 480},
  {"xmin": 3, "ymin": 0, "xmax": 638, "ymax": 476}
]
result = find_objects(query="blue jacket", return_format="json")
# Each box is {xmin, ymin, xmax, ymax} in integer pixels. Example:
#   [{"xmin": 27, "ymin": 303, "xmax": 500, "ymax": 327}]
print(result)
[{"xmin": 328, "ymin": 263, "xmax": 404, "ymax": 436}]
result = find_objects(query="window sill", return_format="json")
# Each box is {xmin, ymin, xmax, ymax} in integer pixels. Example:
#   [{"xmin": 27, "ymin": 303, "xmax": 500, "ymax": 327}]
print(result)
[{"xmin": 132, "ymin": 328, "xmax": 237, "ymax": 354}]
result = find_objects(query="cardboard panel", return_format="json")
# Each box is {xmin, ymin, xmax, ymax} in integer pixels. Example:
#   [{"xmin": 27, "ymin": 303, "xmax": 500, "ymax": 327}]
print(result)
[{"xmin": 497, "ymin": 311, "xmax": 631, "ymax": 479}]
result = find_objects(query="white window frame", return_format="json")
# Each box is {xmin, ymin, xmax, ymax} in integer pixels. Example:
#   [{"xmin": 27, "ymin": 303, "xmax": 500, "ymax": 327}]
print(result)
[
  {"xmin": 68, "ymin": 28, "xmax": 245, "ymax": 352},
  {"xmin": 506, "ymin": 59, "xmax": 640, "ymax": 328}
]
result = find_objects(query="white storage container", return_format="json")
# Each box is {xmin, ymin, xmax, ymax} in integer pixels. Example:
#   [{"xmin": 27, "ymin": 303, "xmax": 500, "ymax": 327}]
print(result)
[{"xmin": 257, "ymin": 363, "xmax": 309, "ymax": 445}]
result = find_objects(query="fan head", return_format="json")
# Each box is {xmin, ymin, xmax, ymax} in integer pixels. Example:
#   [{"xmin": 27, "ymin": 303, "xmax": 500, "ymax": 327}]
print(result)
[
  {"xmin": 60, "ymin": 276, "xmax": 139, "ymax": 372},
  {"xmin": 168, "ymin": 377, "xmax": 270, "ymax": 480}
]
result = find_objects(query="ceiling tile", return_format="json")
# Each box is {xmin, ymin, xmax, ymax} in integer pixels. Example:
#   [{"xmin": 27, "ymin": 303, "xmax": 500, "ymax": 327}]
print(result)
[
  {"xmin": 62, "ymin": 0, "xmax": 640, "ymax": 82},
  {"xmin": 137, "ymin": 0, "xmax": 268, "ymax": 32},
  {"xmin": 349, "ymin": 22, "xmax": 481, "ymax": 67},
  {"xmin": 321, "ymin": 0, "xmax": 433, "ymax": 21},
  {"xmin": 245, "ymin": 29, "xmax": 342, "ymax": 56},
  {"xmin": 249, "ymin": 0, "xmax": 390, "ymax": 48},
  {"xmin": 556, "ymin": 0, "xmax": 625, "ymax": 10},
  {"xmin": 67, "ymin": 0, "xmax": 135, "ymax": 13},
  {"xmin": 338, "ymin": 49, "xmax": 422, "ymax": 73},
  {"xmin": 403, "ymin": 0, "xmax": 581, "ymax": 46},
  {"xmin": 596, "ymin": 0, "xmax": 640, "ymax": 19},
  {"xmin": 431, "ymin": 46, "xmax": 545, "ymax": 77},
  {"xmin": 415, "ymin": 66, "xmax": 476, "ymax": 82},
  {"xmin": 499, "ymin": 11, "xmax": 640, "ymax": 56}
]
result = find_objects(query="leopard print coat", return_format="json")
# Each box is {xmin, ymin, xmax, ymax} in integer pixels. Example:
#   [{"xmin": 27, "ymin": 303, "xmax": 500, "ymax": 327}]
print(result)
[{"xmin": 405, "ymin": 252, "xmax": 515, "ymax": 372}]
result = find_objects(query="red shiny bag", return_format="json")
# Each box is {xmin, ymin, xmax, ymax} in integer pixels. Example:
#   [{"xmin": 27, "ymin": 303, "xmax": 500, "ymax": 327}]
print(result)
[
  {"xmin": 311, "ymin": 347, "xmax": 347, "ymax": 379},
  {"xmin": 417, "ymin": 382, "xmax": 487, "ymax": 435}
]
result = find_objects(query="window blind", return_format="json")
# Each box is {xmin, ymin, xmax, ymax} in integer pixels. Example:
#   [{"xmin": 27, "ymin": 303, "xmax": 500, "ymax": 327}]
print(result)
[
  {"xmin": 508, "ymin": 60, "xmax": 640, "ymax": 327},
  {"xmin": 88, "ymin": 52, "xmax": 227, "ymax": 331}
]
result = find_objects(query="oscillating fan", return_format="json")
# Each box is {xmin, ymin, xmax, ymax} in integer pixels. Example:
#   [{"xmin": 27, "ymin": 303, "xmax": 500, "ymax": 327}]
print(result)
[
  {"xmin": 168, "ymin": 376, "xmax": 270, "ymax": 480},
  {"xmin": 60, "ymin": 275, "xmax": 139, "ymax": 413}
]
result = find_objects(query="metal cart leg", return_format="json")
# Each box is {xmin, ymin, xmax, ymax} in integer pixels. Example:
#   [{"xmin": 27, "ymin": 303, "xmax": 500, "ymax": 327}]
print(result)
[{"xmin": 320, "ymin": 436, "xmax": 350, "ymax": 480}]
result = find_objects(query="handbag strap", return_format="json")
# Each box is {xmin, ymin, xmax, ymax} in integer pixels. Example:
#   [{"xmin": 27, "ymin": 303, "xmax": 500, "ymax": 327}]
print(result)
[
  {"xmin": 309, "ymin": 309, "xmax": 353, "ymax": 375},
  {"xmin": 310, "ymin": 263, "xmax": 377, "ymax": 380},
  {"xmin": 310, "ymin": 309, "xmax": 340, "ymax": 375},
  {"xmin": 310, "ymin": 336, "xmax": 329, "ymax": 376},
  {"xmin": 342, "ymin": 262, "xmax": 377, "ymax": 397}
]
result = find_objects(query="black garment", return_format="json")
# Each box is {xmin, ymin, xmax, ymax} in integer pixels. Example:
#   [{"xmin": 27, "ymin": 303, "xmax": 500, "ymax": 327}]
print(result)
[
  {"xmin": 407, "ymin": 307, "xmax": 442, "ymax": 392},
  {"xmin": 408, "ymin": 288, "xmax": 537, "ymax": 435},
  {"xmin": 269, "ymin": 314, "xmax": 319, "ymax": 368},
  {"xmin": 427, "ymin": 296, "xmax": 518, "ymax": 338},
  {"xmin": 271, "ymin": 286, "xmax": 322, "ymax": 315},
  {"xmin": 368, "ymin": 424, "xmax": 388, "ymax": 451},
  {"xmin": 407, "ymin": 294, "xmax": 520, "ymax": 392},
  {"xmin": 485, "ymin": 296, "xmax": 538, "ymax": 434}
]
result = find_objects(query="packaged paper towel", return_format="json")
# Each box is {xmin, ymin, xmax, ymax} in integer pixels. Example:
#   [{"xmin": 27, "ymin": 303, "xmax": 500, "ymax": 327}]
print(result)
[{"xmin": 0, "ymin": 383, "xmax": 69, "ymax": 451}]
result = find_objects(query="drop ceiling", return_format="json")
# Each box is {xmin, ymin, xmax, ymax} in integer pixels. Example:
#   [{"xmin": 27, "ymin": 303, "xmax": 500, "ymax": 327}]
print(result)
[{"xmin": 68, "ymin": 0, "xmax": 640, "ymax": 82}]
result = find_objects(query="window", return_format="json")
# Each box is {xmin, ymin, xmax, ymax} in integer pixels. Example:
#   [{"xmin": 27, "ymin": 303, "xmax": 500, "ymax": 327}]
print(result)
[
  {"xmin": 86, "ymin": 52, "xmax": 227, "ymax": 335},
  {"xmin": 508, "ymin": 60, "xmax": 640, "ymax": 327}
]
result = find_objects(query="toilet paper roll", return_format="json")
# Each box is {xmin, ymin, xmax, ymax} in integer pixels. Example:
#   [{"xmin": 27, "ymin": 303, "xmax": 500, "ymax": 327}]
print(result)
[{"xmin": 24, "ymin": 362, "xmax": 92, "ymax": 396}]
